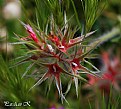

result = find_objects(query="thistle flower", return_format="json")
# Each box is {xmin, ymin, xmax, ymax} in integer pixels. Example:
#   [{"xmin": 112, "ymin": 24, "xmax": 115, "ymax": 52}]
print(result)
[
  {"xmin": 102, "ymin": 52, "xmax": 121, "ymax": 91},
  {"xmin": 87, "ymin": 52, "xmax": 121, "ymax": 93},
  {"xmin": 12, "ymin": 19, "xmax": 99, "ymax": 102}
]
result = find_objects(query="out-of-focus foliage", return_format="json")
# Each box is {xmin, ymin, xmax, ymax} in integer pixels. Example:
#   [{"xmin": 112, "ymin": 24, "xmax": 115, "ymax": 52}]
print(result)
[{"xmin": 0, "ymin": 0, "xmax": 121, "ymax": 109}]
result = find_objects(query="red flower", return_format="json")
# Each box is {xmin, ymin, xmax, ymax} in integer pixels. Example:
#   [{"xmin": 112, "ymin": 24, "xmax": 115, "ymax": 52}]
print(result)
[
  {"xmin": 87, "ymin": 74, "xmax": 111, "ymax": 94},
  {"xmin": 19, "ymin": 22, "xmax": 96, "ymax": 101},
  {"xmin": 102, "ymin": 52, "xmax": 121, "ymax": 83},
  {"xmin": 25, "ymin": 24, "xmax": 39, "ymax": 43},
  {"xmin": 87, "ymin": 52, "xmax": 121, "ymax": 93}
]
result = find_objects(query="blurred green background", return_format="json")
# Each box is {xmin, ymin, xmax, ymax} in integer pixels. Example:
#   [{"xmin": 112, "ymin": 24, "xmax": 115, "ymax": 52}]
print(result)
[{"xmin": 0, "ymin": 0, "xmax": 121, "ymax": 109}]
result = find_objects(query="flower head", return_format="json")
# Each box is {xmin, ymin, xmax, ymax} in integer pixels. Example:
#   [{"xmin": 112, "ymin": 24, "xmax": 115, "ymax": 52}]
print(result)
[
  {"xmin": 87, "ymin": 52, "xmax": 121, "ymax": 93},
  {"xmin": 14, "ymin": 20, "xmax": 97, "ymax": 102},
  {"xmin": 102, "ymin": 52, "xmax": 121, "ymax": 83}
]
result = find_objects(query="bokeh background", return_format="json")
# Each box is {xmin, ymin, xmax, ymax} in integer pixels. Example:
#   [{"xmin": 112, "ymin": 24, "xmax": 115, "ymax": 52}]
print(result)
[{"xmin": 0, "ymin": 0, "xmax": 121, "ymax": 109}]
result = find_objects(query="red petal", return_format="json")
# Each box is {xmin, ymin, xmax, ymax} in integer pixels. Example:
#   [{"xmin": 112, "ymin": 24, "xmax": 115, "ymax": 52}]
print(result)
[{"xmin": 25, "ymin": 25, "xmax": 39, "ymax": 43}]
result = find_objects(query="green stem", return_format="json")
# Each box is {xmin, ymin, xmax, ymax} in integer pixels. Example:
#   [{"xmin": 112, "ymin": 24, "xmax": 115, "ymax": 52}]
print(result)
[{"xmin": 71, "ymin": 0, "xmax": 82, "ymax": 31}]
